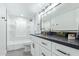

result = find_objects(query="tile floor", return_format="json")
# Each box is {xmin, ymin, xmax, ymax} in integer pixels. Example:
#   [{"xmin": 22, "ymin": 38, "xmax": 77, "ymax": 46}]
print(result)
[{"xmin": 6, "ymin": 48, "xmax": 32, "ymax": 56}]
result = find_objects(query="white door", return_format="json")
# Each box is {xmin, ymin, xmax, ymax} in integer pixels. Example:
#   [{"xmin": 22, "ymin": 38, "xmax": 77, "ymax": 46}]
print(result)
[
  {"xmin": 0, "ymin": 20, "xmax": 6, "ymax": 56},
  {"xmin": 0, "ymin": 7, "xmax": 6, "ymax": 56}
]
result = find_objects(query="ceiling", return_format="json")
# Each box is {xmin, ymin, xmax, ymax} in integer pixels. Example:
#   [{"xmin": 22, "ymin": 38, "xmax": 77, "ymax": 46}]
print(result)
[
  {"xmin": 0, "ymin": 3, "xmax": 79, "ymax": 20},
  {"xmin": 50, "ymin": 3, "xmax": 79, "ymax": 17},
  {"xmin": 0, "ymin": 3, "xmax": 49, "ymax": 19}
]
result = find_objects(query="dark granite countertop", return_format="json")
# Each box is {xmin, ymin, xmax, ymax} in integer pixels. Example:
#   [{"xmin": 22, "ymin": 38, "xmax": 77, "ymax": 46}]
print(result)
[{"xmin": 31, "ymin": 34, "xmax": 79, "ymax": 50}]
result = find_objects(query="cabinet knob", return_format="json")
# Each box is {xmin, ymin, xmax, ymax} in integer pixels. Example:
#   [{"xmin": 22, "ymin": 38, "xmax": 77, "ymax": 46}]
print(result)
[
  {"xmin": 42, "ymin": 52, "xmax": 46, "ymax": 56},
  {"xmin": 32, "ymin": 43, "xmax": 35, "ymax": 48},
  {"xmin": 56, "ymin": 24, "xmax": 58, "ymax": 25},
  {"xmin": 41, "ymin": 42, "xmax": 47, "ymax": 46}
]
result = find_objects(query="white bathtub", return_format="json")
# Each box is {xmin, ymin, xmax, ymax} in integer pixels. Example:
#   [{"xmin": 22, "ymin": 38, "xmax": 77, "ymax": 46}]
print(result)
[{"xmin": 7, "ymin": 40, "xmax": 32, "ymax": 51}]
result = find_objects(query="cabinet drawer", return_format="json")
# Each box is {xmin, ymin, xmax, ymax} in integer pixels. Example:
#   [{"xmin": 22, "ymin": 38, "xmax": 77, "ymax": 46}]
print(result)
[
  {"xmin": 34, "ymin": 37, "xmax": 41, "ymax": 43},
  {"xmin": 31, "ymin": 42, "xmax": 35, "ymax": 56},
  {"xmin": 30, "ymin": 36, "xmax": 35, "ymax": 41},
  {"xmin": 40, "ymin": 38, "xmax": 52, "ymax": 51},
  {"xmin": 52, "ymin": 42, "xmax": 56, "ymax": 52},
  {"xmin": 55, "ymin": 43, "xmax": 79, "ymax": 56},
  {"xmin": 39, "ymin": 46, "xmax": 51, "ymax": 56},
  {"xmin": 34, "ymin": 43, "xmax": 40, "ymax": 56},
  {"xmin": 52, "ymin": 52, "xmax": 57, "ymax": 56},
  {"xmin": 31, "ymin": 36, "xmax": 40, "ymax": 43}
]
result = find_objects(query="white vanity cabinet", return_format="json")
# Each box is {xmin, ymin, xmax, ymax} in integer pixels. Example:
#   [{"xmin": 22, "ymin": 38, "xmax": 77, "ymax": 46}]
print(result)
[
  {"xmin": 34, "ymin": 42, "xmax": 40, "ymax": 56},
  {"xmin": 39, "ymin": 38, "xmax": 52, "ymax": 56},
  {"xmin": 30, "ymin": 36, "xmax": 40, "ymax": 56},
  {"xmin": 31, "ymin": 35, "xmax": 52, "ymax": 56},
  {"xmin": 51, "ymin": 42, "xmax": 57, "ymax": 56},
  {"xmin": 39, "ymin": 38, "xmax": 52, "ymax": 51},
  {"xmin": 31, "ymin": 42, "xmax": 35, "ymax": 56},
  {"xmin": 54, "ymin": 43, "xmax": 71, "ymax": 56},
  {"xmin": 52, "ymin": 42, "xmax": 79, "ymax": 56},
  {"xmin": 39, "ymin": 45, "xmax": 51, "ymax": 56},
  {"xmin": 31, "ymin": 42, "xmax": 40, "ymax": 56},
  {"xmin": 31, "ymin": 35, "xmax": 79, "ymax": 56}
]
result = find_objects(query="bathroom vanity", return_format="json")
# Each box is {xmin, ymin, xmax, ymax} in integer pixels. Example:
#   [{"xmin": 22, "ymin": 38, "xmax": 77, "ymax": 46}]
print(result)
[{"xmin": 30, "ymin": 34, "xmax": 79, "ymax": 56}]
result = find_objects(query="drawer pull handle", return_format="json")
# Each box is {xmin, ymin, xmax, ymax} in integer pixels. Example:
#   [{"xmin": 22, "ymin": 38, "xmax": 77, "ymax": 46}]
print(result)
[
  {"xmin": 42, "ymin": 53, "xmax": 46, "ymax": 56},
  {"xmin": 56, "ymin": 49, "xmax": 70, "ymax": 56},
  {"xmin": 32, "ymin": 43, "xmax": 34, "ymax": 48},
  {"xmin": 42, "ymin": 42, "xmax": 47, "ymax": 46}
]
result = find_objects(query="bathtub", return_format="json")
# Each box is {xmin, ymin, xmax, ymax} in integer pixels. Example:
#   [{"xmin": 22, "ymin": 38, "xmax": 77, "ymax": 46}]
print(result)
[{"xmin": 7, "ymin": 40, "xmax": 32, "ymax": 51}]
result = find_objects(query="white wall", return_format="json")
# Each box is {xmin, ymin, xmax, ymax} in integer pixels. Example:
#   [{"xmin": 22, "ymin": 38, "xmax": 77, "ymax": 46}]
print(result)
[
  {"xmin": 16, "ymin": 17, "xmax": 27, "ymax": 40},
  {"xmin": 33, "ymin": 14, "xmax": 41, "ymax": 34},
  {"xmin": 0, "ymin": 7, "xmax": 7, "ymax": 55}
]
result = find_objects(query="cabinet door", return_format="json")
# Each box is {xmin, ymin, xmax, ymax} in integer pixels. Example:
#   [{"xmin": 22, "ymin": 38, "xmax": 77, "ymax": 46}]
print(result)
[
  {"xmin": 55, "ymin": 43, "xmax": 79, "ymax": 56},
  {"xmin": 55, "ymin": 43, "xmax": 70, "ymax": 56},
  {"xmin": 39, "ymin": 46, "xmax": 51, "ymax": 56},
  {"xmin": 31, "ymin": 42, "xmax": 35, "ymax": 56},
  {"xmin": 34, "ymin": 42, "xmax": 40, "ymax": 56},
  {"xmin": 0, "ymin": 8, "xmax": 6, "ymax": 56},
  {"xmin": 52, "ymin": 42, "xmax": 57, "ymax": 56},
  {"xmin": 31, "ymin": 42, "xmax": 40, "ymax": 56},
  {"xmin": 40, "ymin": 38, "xmax": 52, "ymax": 51},
  {"xmin": 52, "ymin": 52, "xmax": 57, "ymax": 56},
  {"xmin": 53, "ymin": 10, "xmax": 77, "ymax": 31}
]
